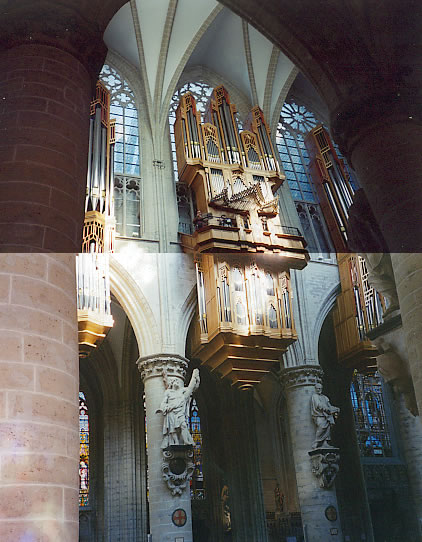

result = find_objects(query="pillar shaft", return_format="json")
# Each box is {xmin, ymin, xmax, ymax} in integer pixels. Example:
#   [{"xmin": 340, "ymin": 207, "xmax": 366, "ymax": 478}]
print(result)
[
  {"xmin": 0, "ymin": 44, "xmax": 91, "ymax": 251},
  {"xmin": 0, "ymin": 0, "xmax": 128, "ymax": 252},
  {"xmin": 0, "ymin": 254, "xmax": 79, "ymax": 541},
  {"xmin": 348, "ymin": 118, "xmax": 422, "ymax": 252},
  {"xmin": 397, "ymin": 395, "xmax": 422, "ymax": 533},
  {"xmin": 391, "ymin": 254, "xmax": 422, "ymax": 417},
  {"xmin": 280, "ymin": 365, "xmax": 343, "ymax": 542},
  {"xmin": 138, "ymin": 354, "xmax": 194, "ymax": 542}
]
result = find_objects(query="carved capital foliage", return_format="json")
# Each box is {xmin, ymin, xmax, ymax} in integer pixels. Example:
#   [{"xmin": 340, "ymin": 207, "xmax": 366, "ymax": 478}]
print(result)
[
  {"xmin": 137, "ymin": 353, "xmax": 189, "ymax": 382},
  {"xmin": 280, "ymin": 365, "xmax": 323, "ymax": 391},
  {"xmin": 162, "ymin": 446, "xmax": 195, "ymax": 496},
  {"xmin": 309, "ymin": 448, "xmax": 340, "ymax": 489}
]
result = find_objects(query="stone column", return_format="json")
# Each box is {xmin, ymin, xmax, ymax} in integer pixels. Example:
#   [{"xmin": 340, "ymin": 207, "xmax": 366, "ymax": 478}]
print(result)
[
  {"xmin": 391, "ymin": 254, "xmax": 422, "ymax": 418},
  {"xmin": 0, "ymin": 0, "xmax": 127, "ymax": 251},
  {"xmin": 223, "ymin": 387, "xmax": 269, "ymax": 542},
  {"xmin": 137, "ymin": 353, "xmax": 194, "ymax": 542},
  {"xmin": 280, "ymin": 365, "xmax": 343, "ymax": 542},
  {"xmin": 0, "ymin": 254, "xmax": 79, "ymax": 541},
  {"xmin": 397, "ymin": 394, "xmax": 422, "ymax": 532}
]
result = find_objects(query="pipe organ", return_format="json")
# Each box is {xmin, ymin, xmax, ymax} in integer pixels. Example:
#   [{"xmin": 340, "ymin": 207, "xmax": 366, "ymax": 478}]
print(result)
[
  {"xmin": 83, "ymin": 81, "xmax": 116, "ymax": 253},
  {"xmin": 175, "ymin": 86, "xmax": 307, "ymax": 388},
  {"xmin": 305, "ymin": 126, "xmax": 385, "ymax": 370},
  {"xmin": 77, "ymin": 81, "xmax": 115, "ymax": 357},
  {"xmin": 76, "ymin": 253, "xmax": 113, "ymax": 358},
  {"xmin": 192, "ymin": 254, "xmax": 296, "ymax": 389},
  {"xmin": 332, "ymin": 254, "xmax": 385, "ymax": 370},
  {"xmin": 174, "ymin": 86, "xmax": 308, "ymax": 266},
  {"xmin": 305, "ymin": 125, "xmax": 354, "ymax": 253}
]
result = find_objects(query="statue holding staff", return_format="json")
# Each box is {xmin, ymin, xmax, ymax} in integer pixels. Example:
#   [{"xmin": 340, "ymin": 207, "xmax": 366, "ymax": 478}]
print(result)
[{"xmin": 157, "ymin": 368, "xmax": 200, "ymax": 449}]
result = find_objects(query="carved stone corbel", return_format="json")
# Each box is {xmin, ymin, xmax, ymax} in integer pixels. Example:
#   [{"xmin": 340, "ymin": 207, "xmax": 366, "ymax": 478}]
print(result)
[
  {"xmin": 162, "ymin": 445, "xmax": 195, "ymax": 496},
  {"xmin": 308, "ymin": 448, "xmax": 340, "ymax": 489}
]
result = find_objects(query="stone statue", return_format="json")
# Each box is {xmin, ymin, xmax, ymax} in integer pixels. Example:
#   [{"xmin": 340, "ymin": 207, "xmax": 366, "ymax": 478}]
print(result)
[
  {"xmin": 157, "ymin": 368, "xmax": 200, "ymax": 449},
  {"xmin": 311, "ymin": 383, "xmax": 340, "ymax": 449},
  {"xmin": 360, "ymin": 253, "xmax": 400, "ymax": 319},
  {"xmin": 375, "ymin": 338, "xmax": 418, "ymax": 416}
]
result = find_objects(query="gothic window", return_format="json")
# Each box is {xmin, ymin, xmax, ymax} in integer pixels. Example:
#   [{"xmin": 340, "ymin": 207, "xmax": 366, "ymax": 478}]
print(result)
[
  {"xmin": 350, "ymin": 372, "xmax": 393, "ymax": 457},
  {"xmin": 276, "ymin": 101, "xmax": 332, "ymax": 257},
  {"xmin": 100, "ymin": 64, "xmax": 141, "ymax": 237},
  {"xmin": 169, "ymin": 81, "xmax": 214, "ymax": 181},
  {"xmin": 190, "ymin": 398, "xmax": 205, "ymax": 499},
  {"xmin": 79, "ymin": 392, "xmax": 90, "ymax": 507}
]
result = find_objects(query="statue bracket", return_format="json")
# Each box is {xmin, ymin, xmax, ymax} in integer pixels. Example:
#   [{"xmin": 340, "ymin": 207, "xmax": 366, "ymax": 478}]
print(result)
[
  {"xmin": 162, "ymin": 445, "xmax": 195, "ymax": 496},
  {"xmin": 308, "ymin": 447, "xmax": 340, "ymax": 489}
]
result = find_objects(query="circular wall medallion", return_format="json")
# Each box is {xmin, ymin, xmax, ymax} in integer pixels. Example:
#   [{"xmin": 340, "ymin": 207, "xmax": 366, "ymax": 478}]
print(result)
[
  {"xmin": 172, "ymin": 508, "xmax": 187, "ymax": 527},
  {"xmin": 325, "ymin": 505, "xmax": 337, "ymax": 522}
]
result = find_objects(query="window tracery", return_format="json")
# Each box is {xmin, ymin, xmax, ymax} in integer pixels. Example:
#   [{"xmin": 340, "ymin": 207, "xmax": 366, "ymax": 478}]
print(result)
[
  {"xmin": 100, "ymin": 64, "xmax": 141, "ymax": 237},
  {"xmin": 276, "ymin": 101, "xmax": 331, "ymax": 256}
]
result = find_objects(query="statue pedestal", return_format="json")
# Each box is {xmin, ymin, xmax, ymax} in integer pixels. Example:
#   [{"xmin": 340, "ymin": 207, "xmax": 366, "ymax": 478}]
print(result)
[{"xmin": 308, "ymin": 447, "xmax": 340, "ymax": 489}]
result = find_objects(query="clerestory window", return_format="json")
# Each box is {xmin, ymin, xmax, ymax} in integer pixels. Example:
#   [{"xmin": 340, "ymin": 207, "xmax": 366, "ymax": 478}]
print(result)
[
  {"xmin": 276, "ymin": 101, "xmax": 332, "ymax": 257},
  {"xmin": 100, "ymin": 64, "xmax": 141, "ymax": 237}
]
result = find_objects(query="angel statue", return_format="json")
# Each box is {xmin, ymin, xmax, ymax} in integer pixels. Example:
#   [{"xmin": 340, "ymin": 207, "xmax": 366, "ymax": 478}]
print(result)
[{"xmin": 156, "ymin": 368, "xmax": 200, "ymax": 449}]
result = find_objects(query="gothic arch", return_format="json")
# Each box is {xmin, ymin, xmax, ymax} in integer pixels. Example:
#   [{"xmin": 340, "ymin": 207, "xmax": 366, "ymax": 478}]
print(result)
[{"xmin": 109, "ymin": 256, "xmax": 160, "ymax": 356}]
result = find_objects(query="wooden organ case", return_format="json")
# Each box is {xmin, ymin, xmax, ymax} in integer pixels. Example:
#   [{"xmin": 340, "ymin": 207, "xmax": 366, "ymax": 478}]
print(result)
[
  {"xmin": 175, "ymin": 87, "xmax": 308, "ymax": 264},
  {"xmin": 305, "ymin": 126, "xmax": 382, "ymax": 370},
  {"xmin": 77, "ymin": 81, "xmax": 114, "ymax": 357},
  {"xmin": 175, "ymin": 86, "xmax": 309, "ymax": 388}
]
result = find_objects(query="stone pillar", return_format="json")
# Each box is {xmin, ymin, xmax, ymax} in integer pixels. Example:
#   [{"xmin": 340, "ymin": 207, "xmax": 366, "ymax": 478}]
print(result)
[
  {"xmin": 0, "ymin": 0, "xmax": 127, "ymax": 251},
  {"xmin": 397, "ymin": 394, "xmax": 422, "ymax": 532},
  {"xmin": 137, "ymin": 354, "xmax": 194, "ymax": 542},
  {"xmin": 0, "ymin": 254, "xmax": 79, "ymax": 541},
  {"xmin": 280, "ymin": 365, "xmax": 343, "ymax": 542},
  {"xmin": 341, "ymin": 118, "xmax": 422, "ymax": 253},
  {"xmin": 224, "ymin": 387, "xmax": 269, "ymax": 542},
  {"xmin": 391, "ymin": 254, "xmax": 422, "ymax": 418}
]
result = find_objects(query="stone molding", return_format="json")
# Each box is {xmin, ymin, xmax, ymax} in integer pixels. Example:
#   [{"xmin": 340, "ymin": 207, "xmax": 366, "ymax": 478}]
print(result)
[
  {"xmin": 279, "ymin": 365, "xmax": 323, "ymax": 391},
  {"xmin": 137, "ymin": 353, "xmax": 189, "ymax": 382}
]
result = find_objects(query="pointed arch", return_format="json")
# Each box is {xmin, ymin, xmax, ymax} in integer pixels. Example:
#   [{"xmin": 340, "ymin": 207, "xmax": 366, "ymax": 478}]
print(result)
[{"xmin": 109, "ymin": 256, "xmax": 160, "ymax": 356}]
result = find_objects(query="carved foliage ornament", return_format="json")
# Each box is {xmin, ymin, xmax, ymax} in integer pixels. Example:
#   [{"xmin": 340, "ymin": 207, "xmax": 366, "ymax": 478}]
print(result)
[
  {"xmin": 162, "ymin": 447, "xmax": 195, "ymax": 496},
  {"xmin": 309, "ymin": 449, "xmax": 340, "ymax": 489},
  {"xmin": 280, "ymin": 366, "xmax": 323, "ymax": 391}
]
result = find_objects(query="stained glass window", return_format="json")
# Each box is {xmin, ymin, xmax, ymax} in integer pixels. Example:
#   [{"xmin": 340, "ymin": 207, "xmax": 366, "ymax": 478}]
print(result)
[
  {"xmin": 100, "ymin": 64, "xmax": 141, "ymax": 237},
  {"xmin": 190, "ymin": 398, "xmax": 205, "ymax": 499},
  {"xmin": 276, "ymin": 102, "xmax": 332, "ymax": 256},
  {"xmin": 169, "ymin": 81, "xmax": 214, "ymax": 181},
  {"xmin": 350, "ymin": 372, "xmax": 393, "ymax": 457},
  {"xmin": 79, "ymin": 392, "xmax": 90, "ymax": 506}
]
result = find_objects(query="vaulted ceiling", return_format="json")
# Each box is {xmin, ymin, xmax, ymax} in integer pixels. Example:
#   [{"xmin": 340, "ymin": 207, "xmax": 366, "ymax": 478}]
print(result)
[{"xmin": 104, "ymin": 0, "xmax": 296, "ymax": 127}]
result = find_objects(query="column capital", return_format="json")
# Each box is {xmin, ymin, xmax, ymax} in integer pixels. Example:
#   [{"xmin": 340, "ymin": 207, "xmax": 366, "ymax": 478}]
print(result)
[
  {"xmin": 137, "ymin": 353, "xmax": 190, "ymax": 383},
  {"xmin": 279, "ymin": 364, "xmax": 323, "ymax": 392}
]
